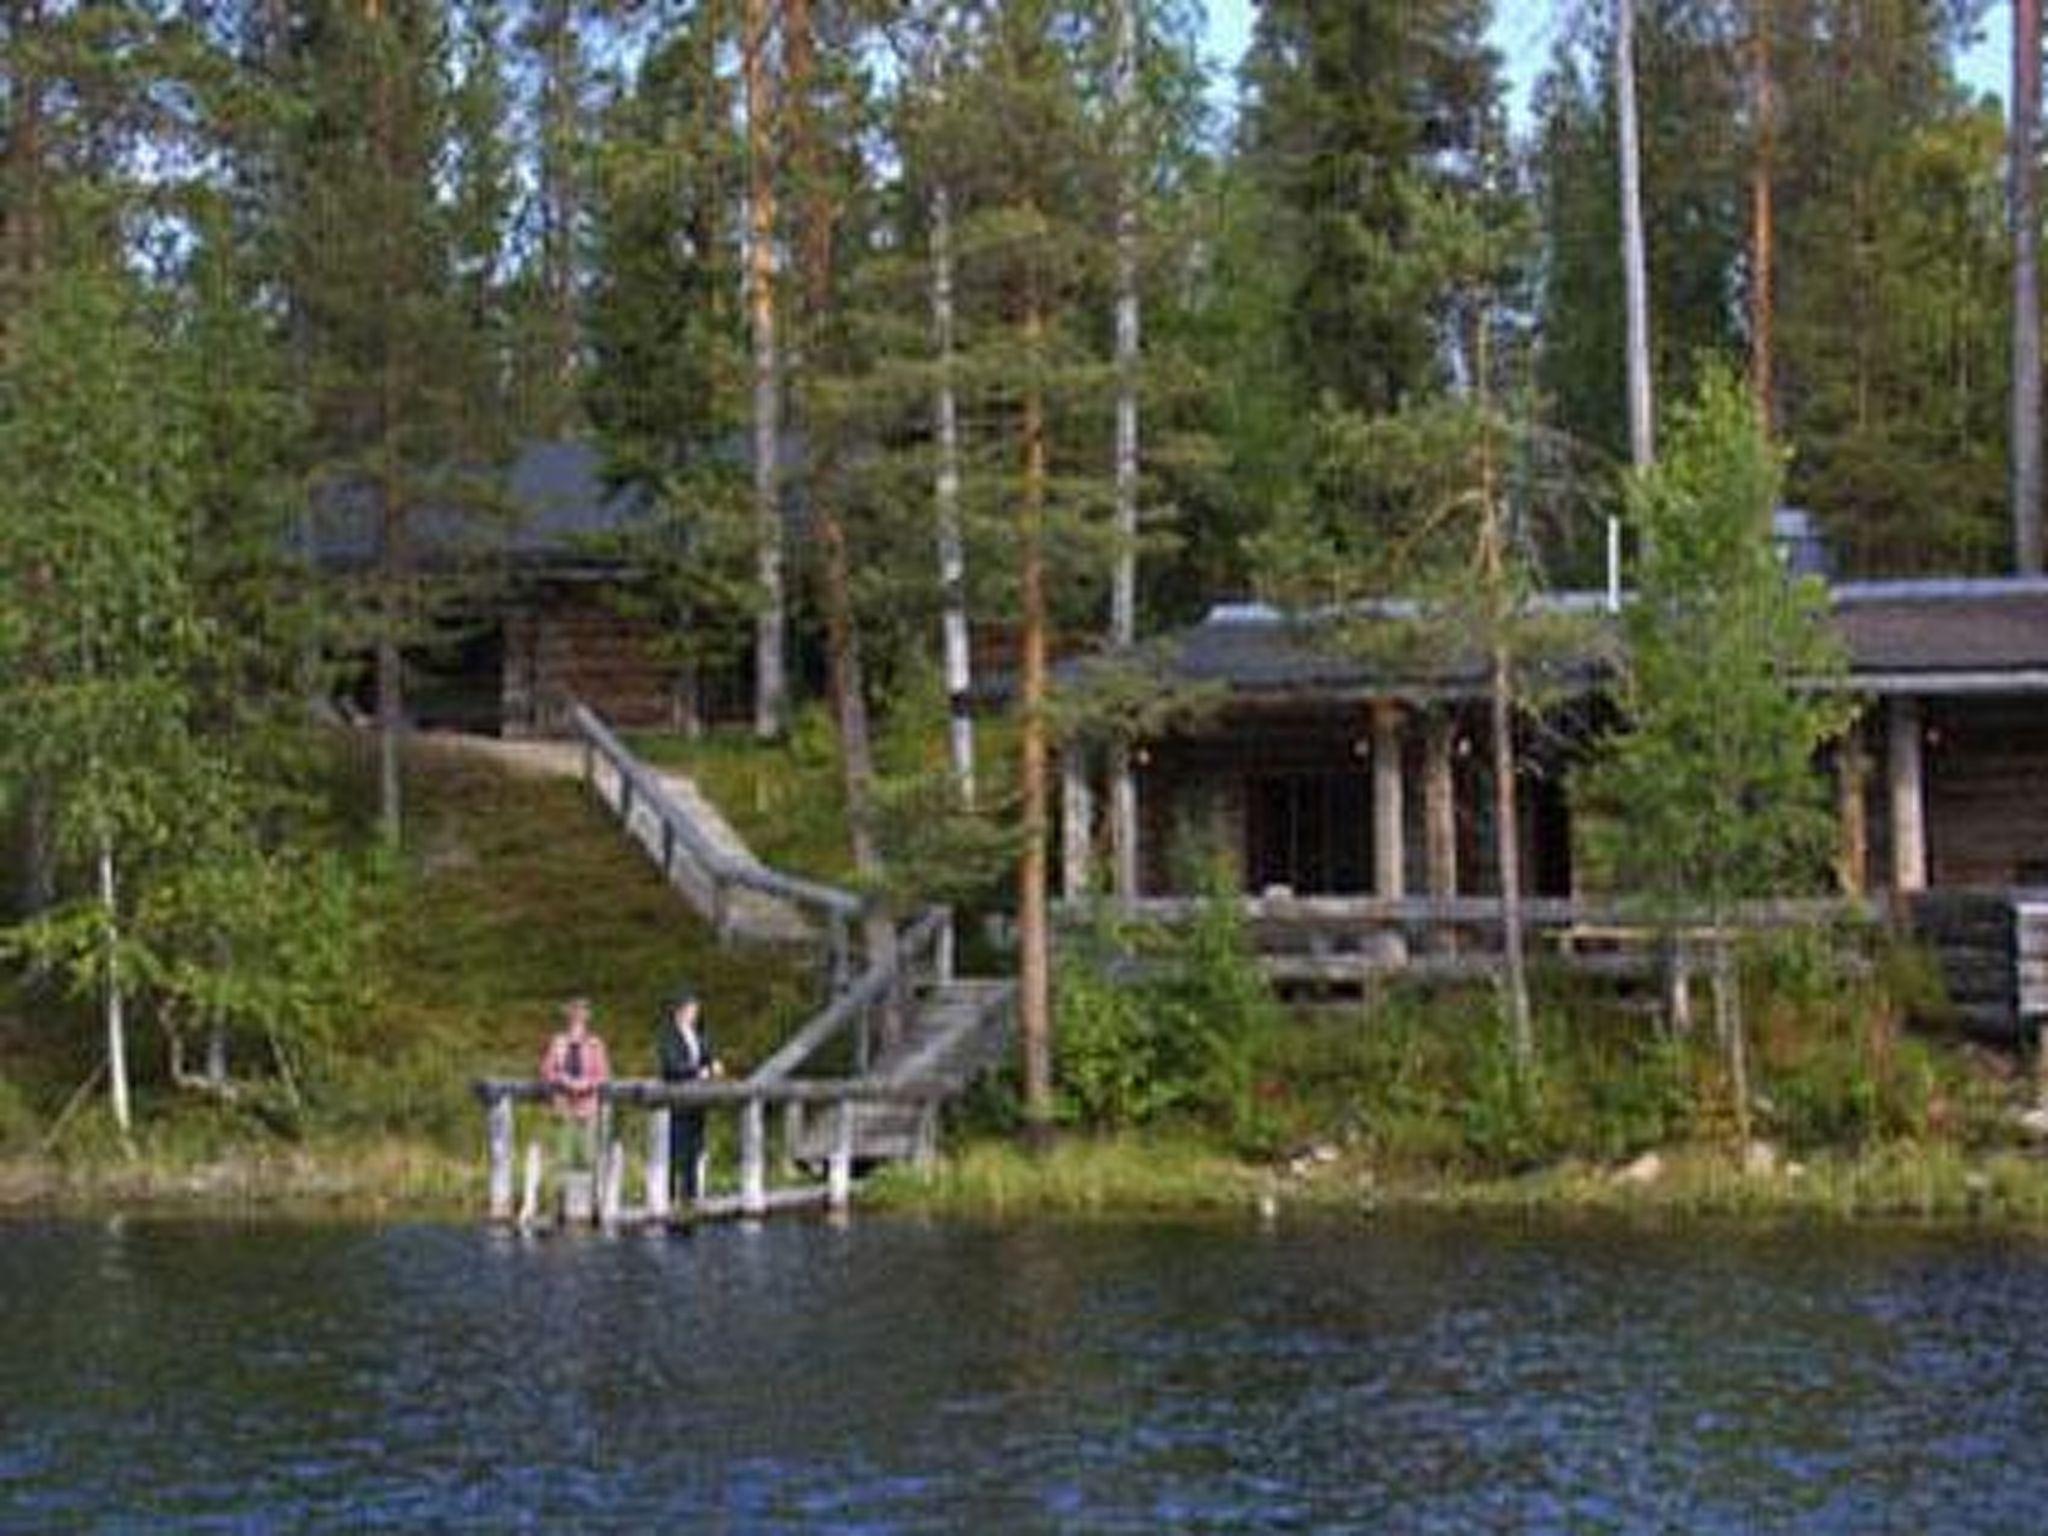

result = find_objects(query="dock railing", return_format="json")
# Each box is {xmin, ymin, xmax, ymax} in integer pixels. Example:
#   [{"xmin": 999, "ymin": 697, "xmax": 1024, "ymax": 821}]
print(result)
[{"xmin": 473, "ymin": 1076, "xmax": 950, "ymax": 1229}]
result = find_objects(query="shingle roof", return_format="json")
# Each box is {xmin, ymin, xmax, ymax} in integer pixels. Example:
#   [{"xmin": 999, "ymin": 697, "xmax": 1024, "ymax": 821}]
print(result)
[
  {"xmin": 1146, "ymin": 580, "xmax": 2048, "ymax": 698},
  {"xmin": 310, "ymin": 440, "xmax": 647, "ymax": 569},
  {"xmin": 1829, "ymin": 580, "xmax": 2048, "ymax": 675}
]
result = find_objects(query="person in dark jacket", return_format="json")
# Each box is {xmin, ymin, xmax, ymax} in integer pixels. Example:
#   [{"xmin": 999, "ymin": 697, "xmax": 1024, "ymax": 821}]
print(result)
[{"xmin": 656, "ymin": 987, "xmax": 722, "ymax": 1203}]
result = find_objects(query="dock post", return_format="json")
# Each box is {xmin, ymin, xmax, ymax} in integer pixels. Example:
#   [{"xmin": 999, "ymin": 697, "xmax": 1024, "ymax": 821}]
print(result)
[
  {"xmin": 828, "ymin": 1100, "xmax": 855, "ymax": 1212},
  {"xmin": 599, "ymin": 1138, "xmax": 625, "ymax": 1231},
  {"xmin": 518, "ymin": 1140, "xmax": 543, "ymax": 1231},
  {"xmin": 740, "ymin": 1098, "xmax": 767, "ymax": 1216},
  {"xmin": 781, "ymin": 1101, "xmax": 805, "ymax": 1178},
  {"xmin": 646, "ymin": 1107, "xmax": 672, "ymax": 1222},
  {"xmin": 486, "ymin": 1093, "xmax": 515, "ymax": 1221}
]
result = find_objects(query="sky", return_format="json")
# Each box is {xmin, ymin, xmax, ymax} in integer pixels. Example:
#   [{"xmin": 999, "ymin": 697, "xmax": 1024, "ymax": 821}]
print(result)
[{"xmin": 1199, "ymin": 0, "xmax": 2011, "ymax": 135}]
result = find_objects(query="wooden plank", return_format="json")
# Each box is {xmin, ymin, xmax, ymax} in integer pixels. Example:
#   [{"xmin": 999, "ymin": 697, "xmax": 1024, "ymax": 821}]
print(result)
[
  {"xmin": 518, "ymin": 1141, "xmax": 542, "ymax": 1231},
  {"xmin": 691, "ymin": 1186, "xmax": 837, "ymax": 1220},
  {"xmin": 599, "ymin": 1140, "xmax": 625, "ymax": 1231}
]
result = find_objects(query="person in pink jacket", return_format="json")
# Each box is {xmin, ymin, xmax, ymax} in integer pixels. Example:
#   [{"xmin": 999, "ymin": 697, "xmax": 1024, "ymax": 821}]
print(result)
[{"xmin": 539, "ymin": 997, "xmax": 610, "ymax": 1168}]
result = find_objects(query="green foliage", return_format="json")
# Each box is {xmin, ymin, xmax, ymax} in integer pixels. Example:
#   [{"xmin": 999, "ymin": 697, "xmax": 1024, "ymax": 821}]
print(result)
[
  {"xmin": 1055, "ymin": 875, "xmax": 1284, "ymax": 1145},
  {"xmin": 1531, "ymin": 11, "xmax": 1744, "ymax": 471},
  {"xmin": 1240, "ymin": 0, "xmax": 1507, "ymax": 418},
  {"xmin": 1581, "ymin": 365, "xmax": 1855, "ymax": 917}
]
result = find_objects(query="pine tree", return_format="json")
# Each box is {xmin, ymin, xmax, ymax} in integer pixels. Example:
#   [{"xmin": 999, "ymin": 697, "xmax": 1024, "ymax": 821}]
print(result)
[
  {"xmin": 1532, "ymin": 1, "xmax": 1745, "ymax": 469},
  {"xmin": 1771, "ymin": 0, "xmax": 2006, "ymax": 573},
  {"xmin": 743, "ymin": 0, "xmax": 788, "ymax": 739},
  {"xmin": 585, "ymin": 1, "xmax": 756, "ymax": 726},
  {"xmin": 1240, "ymin": 0, "xmax": 1503, "ymax": 420},
  {"xmin": 285, "ymin": 0, "xmax": 504, "ymax": 844}
]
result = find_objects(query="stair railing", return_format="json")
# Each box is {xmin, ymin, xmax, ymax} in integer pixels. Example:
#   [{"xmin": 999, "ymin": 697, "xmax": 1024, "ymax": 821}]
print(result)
[
  {"xmin": 748, "ymin": 905, "xmax": 954, "ymax": 1088},
  {"xmin": 567, "ymin": 700, "xmax": 865, "ymax": 983}
]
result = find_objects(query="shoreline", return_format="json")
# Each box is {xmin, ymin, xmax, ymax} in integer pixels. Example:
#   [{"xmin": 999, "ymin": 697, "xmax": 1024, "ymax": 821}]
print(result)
[{"xmin": 10, "ymin": 1134, "xmax": 2048, "ymax": 1227}]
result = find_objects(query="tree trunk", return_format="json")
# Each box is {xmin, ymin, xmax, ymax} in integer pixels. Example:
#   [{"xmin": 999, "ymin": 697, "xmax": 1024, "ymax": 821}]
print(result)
[
  {"xmin": 1749, "ymin": 0, "xmax": 1775, "ymax": 433},
  {"xmin": 1489, "ymin": 641, "xmax": 1533, "ymax": 1068},
  {"xmin": 15, "ymin": 781, "xmax": 55, "ymax": 918},
  {"xmin": 1713, "ymin": 933, "xmax": 1751, "ymax": 1147},
  {"xmin": 1476, "ymin": 309, "xmax": 1533, "ymax": 1066},
  {"xmin": 376, "ymin": 629, "xmax": 403, "ymax": 846},
  {"xmin": 1110, "ymin": 0, "xmax": 1140, "ymax": 649},
  {"xmin": 1, "ymin": 0, "xmax": 47, "ymax": 342},
  {"xmin": 931, "ymin": 177, "xmax": 976, "ymax": 806},
  {"xmin": 744, "ymin": 0, "xmax": 787, "ymax": 737},
  {"xmin": 375, "ymin": 458, "xmax": 405, "ymax": 845},
  {"xmin": 2015, "ymin": 0, "xmax": 2043, "ymax": 572},
  {"xmin": 1017, "ymin": 291, "xmax": 1054, "ymax": 1139},
  {"xmin": 97, "ymin": 842, "xmax": 131, "ymax": 1139},
  {"xmin": 1616, "ymin": 0, "xmax": 1655, "ymax": 469},
  {"xmin": 371, "ymin": 0, "xmax": 404, "ymax": 846},
  {"xmin": 537, "ymin": 0, "xmax": 581, "ymax": 432},
  {"xmin": 1107, "ymin": 0, "xmax": 1142, "ymax": 902},
  {"xmin": 788, "ymin": 0, "xmax": 901, "ymax": 1039},
  {"xmin": 7, "ymin": 11, "xmax": 56, "ymax": 916}
]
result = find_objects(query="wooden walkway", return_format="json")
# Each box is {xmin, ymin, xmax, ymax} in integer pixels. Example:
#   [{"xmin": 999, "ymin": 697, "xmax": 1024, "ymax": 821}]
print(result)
[{"xmin": 473, "ymin": 707, "xmax": 1016, "ymax": 1230}]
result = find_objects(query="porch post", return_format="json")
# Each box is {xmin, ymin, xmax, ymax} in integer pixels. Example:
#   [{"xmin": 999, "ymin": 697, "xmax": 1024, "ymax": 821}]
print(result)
[
  {"xmin": 1372, "ymin": 701, "xmax": 1406, "ymax": 900},
  {"xmin": 1423, "ymin": 709, "xmax": 1457, "ymax": 900},
  {"xmin": 1887, "ymin": 696, "xmax": 1927, "ymax": 894},
  {"xmin": 1061, "ymin": 744, "xmax": 1095, "ymax": 900},
  {"xmin": 1108, "ymin": 746, "xmax": 1140, "ymax": 903},
  {"xmin": 1836, "ymin": 716, "xmax": 1869, "ymax": 897}
]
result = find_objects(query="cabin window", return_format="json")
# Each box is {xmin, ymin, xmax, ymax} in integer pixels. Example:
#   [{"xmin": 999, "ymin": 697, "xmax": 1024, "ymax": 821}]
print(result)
[{"xmin": 1245, "ymin": 773, "xmax": 1370, "ymax": 895}]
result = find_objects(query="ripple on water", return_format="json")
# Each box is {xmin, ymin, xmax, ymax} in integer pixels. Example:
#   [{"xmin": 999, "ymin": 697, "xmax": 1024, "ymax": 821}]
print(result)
[{"xmin": 6, "ymin": 1216, "xmax": 2048, "ymax": 1530}]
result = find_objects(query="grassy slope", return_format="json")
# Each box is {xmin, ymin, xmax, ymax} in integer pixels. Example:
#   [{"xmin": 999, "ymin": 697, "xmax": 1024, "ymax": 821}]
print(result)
[
  {"xmin": 0, "ymin": 738, "xmax": 833, "ymax": 1201},
  {"xmin": 334, "ymin": 741, "xmax": 829, "ymax": 1142}
]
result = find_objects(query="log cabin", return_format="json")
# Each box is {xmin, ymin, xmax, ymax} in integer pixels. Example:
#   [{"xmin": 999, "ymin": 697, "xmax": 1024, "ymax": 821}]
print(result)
[
  {"xmin": 1061, "ymin": 578, "xmax": 2048, "ymax": 903},
  {"xmin": 315, "ymin": 441, "xmax": 744, "ymax": 736}
]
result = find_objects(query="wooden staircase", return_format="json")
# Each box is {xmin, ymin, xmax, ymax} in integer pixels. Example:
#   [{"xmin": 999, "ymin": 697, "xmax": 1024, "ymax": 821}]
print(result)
[
  {"xmin": 555, "ymin": 701, "xmax": 1015, "ymax": 1185},
  {"xmin": 791, "ymin": 978, "xmax": 1016, "ymax": 1165}
]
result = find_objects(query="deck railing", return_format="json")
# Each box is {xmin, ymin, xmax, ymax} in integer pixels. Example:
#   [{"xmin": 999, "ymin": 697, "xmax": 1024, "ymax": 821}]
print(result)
[{"xmin": 1064, "ymin": 893, "xmax": 1878, "ymax": 985}]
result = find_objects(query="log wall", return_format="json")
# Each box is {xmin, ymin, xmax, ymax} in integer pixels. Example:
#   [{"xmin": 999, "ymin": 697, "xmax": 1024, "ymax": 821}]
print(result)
[
  {"xmin": 503, "ymin": 583, "xmax": 685, "ymax": 736},
  {"xmin": 1923, "ymin": 698, "xmax": 2048, "ymax": 889}
]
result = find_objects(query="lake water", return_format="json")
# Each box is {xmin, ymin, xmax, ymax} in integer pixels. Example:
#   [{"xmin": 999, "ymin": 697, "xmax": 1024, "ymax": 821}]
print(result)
[{"xmin": 5, "ymin": 1214, "xmax": 2048, "ymax": 1531}]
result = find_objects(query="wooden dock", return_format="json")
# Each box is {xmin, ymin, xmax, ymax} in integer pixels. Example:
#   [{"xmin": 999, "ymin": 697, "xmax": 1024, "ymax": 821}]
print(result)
[{"xmin": 474, "ymin": 1076, "xmax": 955, "ymax": 1230}]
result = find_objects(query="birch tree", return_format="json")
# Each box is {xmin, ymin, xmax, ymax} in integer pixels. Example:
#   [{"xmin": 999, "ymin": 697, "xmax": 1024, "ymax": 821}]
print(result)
[{"xmin": 2014, "ymin": 0, "xmax": 2042, "ymax": 572}]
